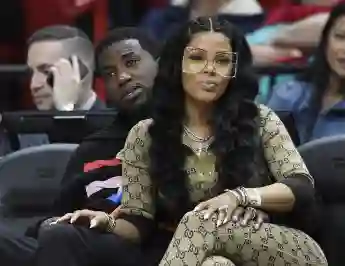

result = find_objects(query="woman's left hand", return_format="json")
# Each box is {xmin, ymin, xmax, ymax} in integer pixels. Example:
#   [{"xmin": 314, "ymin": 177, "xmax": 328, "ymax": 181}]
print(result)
[{"xmin": 194, "ymin": 192, "xmax": 239, "ymax": 227}]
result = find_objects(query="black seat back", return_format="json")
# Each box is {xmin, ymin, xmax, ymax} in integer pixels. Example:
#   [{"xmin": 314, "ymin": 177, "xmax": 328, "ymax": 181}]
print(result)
[
  {"xmin": 0, "ymin": 143, "xmax": 78, "ymax": 233},
  {"xmin": 298, "ymin": 135, "xmax": 345, "ymax": 203}
]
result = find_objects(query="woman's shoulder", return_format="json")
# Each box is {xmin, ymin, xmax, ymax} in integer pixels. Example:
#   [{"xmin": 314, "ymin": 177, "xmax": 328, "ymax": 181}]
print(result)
[
  {"xmin": 257, "ymin": 104, "xmax": 281, "ymax": 135},
  {"xmin": 129, "ymin": 119, "xmax": 154, "ymax": 138},
  {"xmin": 257, "ymin": 104, "xmax": 274, "ymax": 118},
  {"xmin": 116, "ymin": 119, "xmax": 153, "ymax": 163}
]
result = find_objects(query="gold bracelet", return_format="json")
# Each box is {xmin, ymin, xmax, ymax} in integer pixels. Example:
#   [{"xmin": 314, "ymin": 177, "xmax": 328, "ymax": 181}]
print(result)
[{"xmin": 105, "ymin": 214, "xmax": 117, "ymax": 233}]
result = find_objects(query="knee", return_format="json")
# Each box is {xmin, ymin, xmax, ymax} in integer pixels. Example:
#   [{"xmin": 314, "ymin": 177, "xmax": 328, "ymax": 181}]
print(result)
[
  {"xmin": 202, "ymin": 256, "xmax": 235, "ymax": 266},
  {"xmin": 178, "ymin": 211, "xmax": 217, "ymax": 232},
  {"xmin": 38, "ymin": 224, "xmax": 80, "ymax": 247},
  {"xmin": 179, "ymin": 211, "xmax": 203, "ymax": 226}
]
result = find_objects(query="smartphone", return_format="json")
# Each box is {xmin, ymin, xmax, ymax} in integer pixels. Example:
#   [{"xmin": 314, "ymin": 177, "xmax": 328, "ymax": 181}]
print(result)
[{"xmin": 47, "ymin": 56, "xmax": 89, "ymax": 87}]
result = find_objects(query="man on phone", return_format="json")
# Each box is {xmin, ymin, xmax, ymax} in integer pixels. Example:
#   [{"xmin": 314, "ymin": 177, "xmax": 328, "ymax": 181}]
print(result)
[
  {"xmin": 2, "ymin": 25, "xmax": 107, "ymax": 153},
  {"xmin": 27, "ymin": 25, "xmax": 104, "ymax": 111}
]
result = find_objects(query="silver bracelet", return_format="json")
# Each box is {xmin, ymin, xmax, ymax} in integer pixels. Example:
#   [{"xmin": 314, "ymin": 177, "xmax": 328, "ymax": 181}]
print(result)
[
  {"xmin": 226, "ymin": 187, "xmax": 262, "ymax": 207},
  {"xmin": 225, "ymin": 188, "xmax": 245, "ymax": 206},
  {"xmin": 225, "ymin": 187, "xmax": 249, "ymax": 206}
]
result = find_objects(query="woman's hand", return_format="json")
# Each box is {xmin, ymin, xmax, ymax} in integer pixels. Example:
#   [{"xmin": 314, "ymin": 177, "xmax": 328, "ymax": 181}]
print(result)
[
  {"xmin": 194, "ymin": 192, "xmax": 239, "ymax": 227},
  {"xmin": 232, "ymin": 206, "xmax": 269, "ymax": 230}
]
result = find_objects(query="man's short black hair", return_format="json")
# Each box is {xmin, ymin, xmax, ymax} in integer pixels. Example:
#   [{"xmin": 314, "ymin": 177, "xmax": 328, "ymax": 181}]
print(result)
[
  {"xmin": 95, "ymin": 27, "xmax": 161, "ymax": 67},
  {"xmin": 27, "ymin": 25, "xmax": 90, "ymax": 46}
]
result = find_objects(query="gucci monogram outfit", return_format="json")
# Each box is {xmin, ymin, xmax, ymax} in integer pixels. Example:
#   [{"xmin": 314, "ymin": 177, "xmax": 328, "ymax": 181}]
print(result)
[{"xmin": 116, "ymin": 105, "xmax": 327, "ymax": 266}]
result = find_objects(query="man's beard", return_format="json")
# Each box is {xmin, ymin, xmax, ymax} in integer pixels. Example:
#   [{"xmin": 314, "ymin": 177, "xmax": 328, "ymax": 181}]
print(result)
[{"xmin": 107, "ymin": 85, "xmax": 152, "ymax": 112}]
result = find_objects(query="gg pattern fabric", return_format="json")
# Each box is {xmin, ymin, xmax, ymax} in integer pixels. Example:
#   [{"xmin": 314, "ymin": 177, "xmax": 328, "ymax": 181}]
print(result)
[
  {"xmin": 159, "ymin": 211, "xmax": 327, "ymax": 266},
  {"xmin": 116, "ymin": 122, "xmax": 155, "ymax": 220},
  {"xmin": 259, "ymin": 105, "xmax": 313, "ymax": 184},
  {"xmin": 116, "ymin": 104, "xmax": 326, "ymax": 265}
]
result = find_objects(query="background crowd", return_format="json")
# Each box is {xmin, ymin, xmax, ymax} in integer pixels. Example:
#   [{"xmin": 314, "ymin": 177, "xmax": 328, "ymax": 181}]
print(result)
[{"xmin": 0, "ymin": 0, "xmax": 340, "ymax": 110}]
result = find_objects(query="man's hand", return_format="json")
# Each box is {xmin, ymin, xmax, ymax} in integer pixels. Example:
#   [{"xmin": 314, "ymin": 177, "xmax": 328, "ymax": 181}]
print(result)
[
  {"xmin": 110, "ymin": 205, "xmax": 122, "ymax": 218},
  {"xmin": 50, "ymin": 55, "xmax": 82, "ymax": 110},
  {"xmin": 49, "ymin": 206, "xmax": 122, "ymax": 230}
]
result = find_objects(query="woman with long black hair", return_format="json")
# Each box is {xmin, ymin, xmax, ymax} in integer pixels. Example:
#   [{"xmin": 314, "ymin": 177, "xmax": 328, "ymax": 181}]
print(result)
[
  {"xmin": 116, "ymin": 16, "xmax": 326, "ymax": 265},
  {"xmin": 37, "ymin": 16, "xmax": 327, "ymax": 266}
]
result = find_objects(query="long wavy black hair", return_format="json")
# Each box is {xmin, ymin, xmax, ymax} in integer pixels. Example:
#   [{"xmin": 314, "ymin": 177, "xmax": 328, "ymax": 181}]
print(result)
[{"xmin": 148, "ymin": 16, "xmax": 260, "ymax": 218}]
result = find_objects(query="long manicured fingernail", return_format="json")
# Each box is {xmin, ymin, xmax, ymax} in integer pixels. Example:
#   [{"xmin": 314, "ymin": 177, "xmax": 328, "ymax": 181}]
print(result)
[{"xmin": 89, "ymin": 219, "xmax": 97, "ymax": 228}]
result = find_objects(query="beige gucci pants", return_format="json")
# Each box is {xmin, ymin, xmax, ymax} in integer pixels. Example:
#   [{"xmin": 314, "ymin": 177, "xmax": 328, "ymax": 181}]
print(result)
[{"xmin": 159, "ymin": 211, "xmax": 327, "ymax": 266}]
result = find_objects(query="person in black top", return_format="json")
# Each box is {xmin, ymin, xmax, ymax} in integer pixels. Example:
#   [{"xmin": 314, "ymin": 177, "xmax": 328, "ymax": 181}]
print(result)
[{"xmin": 0, "ymin": 27, "xmax": 160, "ymax": 266}]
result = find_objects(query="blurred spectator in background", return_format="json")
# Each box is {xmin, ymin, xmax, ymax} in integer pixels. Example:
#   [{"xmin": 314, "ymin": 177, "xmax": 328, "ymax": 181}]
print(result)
[
  {"xmin": 0, "ymin": 26, "xmax": 107, "ymax": 156},
  {"xmin": 268, "ymin": 3, "xmax": 345, "ymax": 144},
  {"xmin": 140, "ymin": 0, "xmax": 264, "ymax": 40},
  {"xmin": 23, "ymin": 0, "xmax": 97, "ymax": 38},
  {"xmin": 27, "ymin": 25, "xmax": 104, "ymax": 111},
  {"xmin": 248, "ymin": 0, "xmax": 342, "ymax": 66},
  {"xmin": 249, "ymin": 0, "xmax": 343, "ymax": 102}
]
